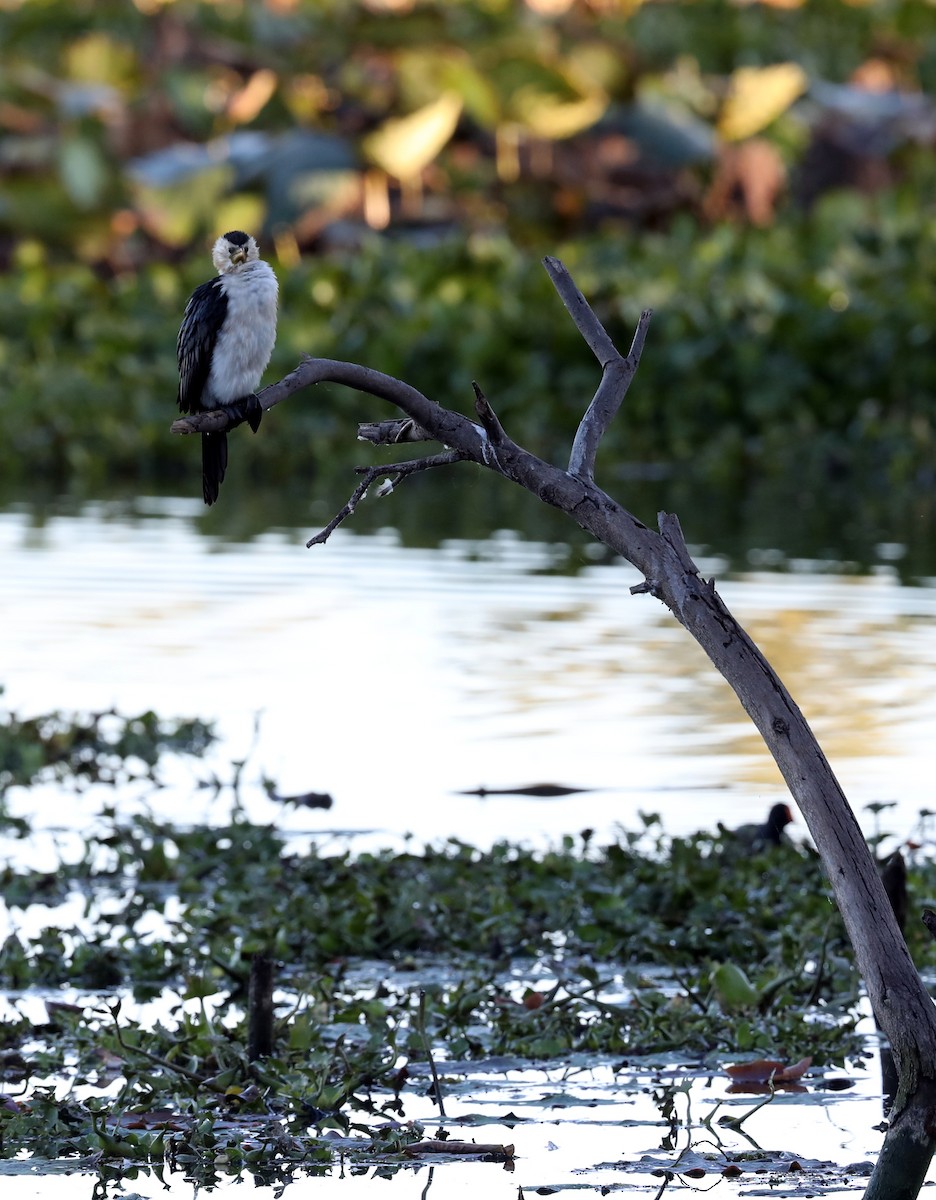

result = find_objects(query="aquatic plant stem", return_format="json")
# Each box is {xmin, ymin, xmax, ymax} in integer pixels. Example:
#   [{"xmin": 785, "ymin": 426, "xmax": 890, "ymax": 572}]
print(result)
[
  {"xmin": 105, "ymin": 1002, "xmax": 226, "ymax": 1093},
  {"xmin": 417, "ymin": 989, "xmax": 446, "ymax": 1119},
  {"xmin": 718, "ymin": 1082, "xmax": 777, "ymax": 1131}
]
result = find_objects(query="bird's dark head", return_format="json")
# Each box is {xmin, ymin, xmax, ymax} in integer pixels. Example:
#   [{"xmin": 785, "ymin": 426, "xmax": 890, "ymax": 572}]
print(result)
[
  {"xmin": 212, "ymin": 230, "xmax": 260, "ymax": 273},
  {"xmin": 768, "ymin": 803, "xmax": 795, "ymax": 835}
]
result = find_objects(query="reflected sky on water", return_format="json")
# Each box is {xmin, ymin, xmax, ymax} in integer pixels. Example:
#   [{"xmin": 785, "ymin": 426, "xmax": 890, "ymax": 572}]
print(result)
[{"xmin": 2, "ymin": 500, "xmax": 934, "ymax": 858}]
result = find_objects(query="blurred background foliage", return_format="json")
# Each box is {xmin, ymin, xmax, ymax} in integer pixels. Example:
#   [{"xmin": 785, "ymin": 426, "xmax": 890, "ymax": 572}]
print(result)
[{"xmin": 2, "ymin": 0, "xmax": 936, "ymax": 510}]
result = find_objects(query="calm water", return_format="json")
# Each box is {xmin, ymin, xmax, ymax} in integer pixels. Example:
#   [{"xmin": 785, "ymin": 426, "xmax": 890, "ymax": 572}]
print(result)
[
  {"xmin": 2, "ymin": 498, "xmax": 934, "ymax": 1196},
  {"xmin": 2, "ymin": 499, "xmax": 934, "ymax": 856},
  {"xmin": 0, "ymin": 1058, "xmax": 891, "ymax": 1199}
]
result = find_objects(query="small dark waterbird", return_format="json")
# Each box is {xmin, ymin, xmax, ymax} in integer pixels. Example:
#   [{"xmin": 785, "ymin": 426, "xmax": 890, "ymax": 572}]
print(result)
[
  {"xmin": 176, "ymin": 231, "xmax": 278, "ymax": 505},
  {"xmin": 725, "ymin": 802, "xmax": 795, "ymax": 850}
]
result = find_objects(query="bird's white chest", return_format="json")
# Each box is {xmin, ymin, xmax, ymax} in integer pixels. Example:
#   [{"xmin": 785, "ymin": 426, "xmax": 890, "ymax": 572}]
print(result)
[{"xmin": 208, "ymin": 264, "xmax": 279, "ymax": 405}]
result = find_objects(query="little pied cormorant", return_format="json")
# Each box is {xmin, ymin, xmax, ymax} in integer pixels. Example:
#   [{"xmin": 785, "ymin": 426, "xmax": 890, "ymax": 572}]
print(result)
[{"xmin": 176, "ymin": 231, "xmax": 278, "ymax": 505}]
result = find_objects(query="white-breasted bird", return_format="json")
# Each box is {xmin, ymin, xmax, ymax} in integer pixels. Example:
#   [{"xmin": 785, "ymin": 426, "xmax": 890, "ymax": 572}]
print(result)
[{"xmin": 176, "ymin": 231, "xmax": 278, "ymax": 505}]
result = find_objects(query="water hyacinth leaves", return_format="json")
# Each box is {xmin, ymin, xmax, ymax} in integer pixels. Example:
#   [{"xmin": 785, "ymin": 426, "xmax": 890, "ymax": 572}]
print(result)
[
  {"xmin": 710, "ymin": 963, "xmax": 797, "ymax": 1013},
  {"xmin": 718, "ymin": 63, "xmax": 809, "ymax": 141},
  {"xmin": 363, "ymin": 93, "xmax": 463, "ymax": 181}
]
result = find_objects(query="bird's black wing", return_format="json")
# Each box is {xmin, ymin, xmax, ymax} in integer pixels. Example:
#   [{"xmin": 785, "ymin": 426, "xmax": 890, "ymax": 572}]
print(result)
[{"xmin": 176, "ymin": 277, "xmax": 227, "ymax": 414}]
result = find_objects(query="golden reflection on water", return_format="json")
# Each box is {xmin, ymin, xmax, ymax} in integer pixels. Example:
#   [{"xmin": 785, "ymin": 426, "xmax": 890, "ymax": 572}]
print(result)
[
  {"xmin": 460, "ymin": 567, "xmax": 935, "ymax": 825},
  {"xmin": 3, "ymin": 509, "xmax": 935, "ymax": 845}
]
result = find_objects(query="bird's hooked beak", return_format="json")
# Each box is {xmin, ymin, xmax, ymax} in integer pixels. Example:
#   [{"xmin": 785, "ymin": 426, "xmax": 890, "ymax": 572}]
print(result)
[{"xmin": 230, "ymin": 246, "xmax": 248, "ymax": 265}]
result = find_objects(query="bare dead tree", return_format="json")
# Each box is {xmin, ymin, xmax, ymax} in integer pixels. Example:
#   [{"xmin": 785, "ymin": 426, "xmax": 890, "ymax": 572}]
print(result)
[{"xmin": 172, "ymin": 257, "xmax": 936, "ymax": 1198}]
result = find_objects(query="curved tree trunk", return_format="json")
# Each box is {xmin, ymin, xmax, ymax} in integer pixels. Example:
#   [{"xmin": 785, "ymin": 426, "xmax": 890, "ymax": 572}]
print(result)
[{"xmin": 173, "ymin": 256, "xmax": 936, "ymax": 1196}]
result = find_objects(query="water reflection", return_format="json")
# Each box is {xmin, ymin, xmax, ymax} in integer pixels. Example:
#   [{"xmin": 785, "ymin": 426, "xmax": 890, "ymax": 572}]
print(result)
[
  {"xmin": 4, "ymin": 459, "xmax": 936, "ymax": 583},
  {"xmin": 0, "ymin": 1052, "xmax": 887, "ymax": 1200},
  {"xmin": 2, "ymin": 501, "xmax": 934, "ymax": 854}
]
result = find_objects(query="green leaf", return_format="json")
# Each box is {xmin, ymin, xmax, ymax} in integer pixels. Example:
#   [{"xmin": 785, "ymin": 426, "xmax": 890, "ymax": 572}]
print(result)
[
  {"xmin": 711, "ymin": 963, "xmax": 761, "ymax": 1010},
  {"xmin": 58, "ymin": 136, "xmax": 108, "ymax": 209}
]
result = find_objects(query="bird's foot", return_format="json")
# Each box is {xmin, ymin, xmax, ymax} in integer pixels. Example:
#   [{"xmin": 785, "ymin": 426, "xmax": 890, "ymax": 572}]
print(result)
[
  {"xmin": 244, "ymin": 393, "xmax": 264, "ymax": 433},
  {"xmin": 228, "ymin": 393, "xmax": 264, "ymax": 433}
]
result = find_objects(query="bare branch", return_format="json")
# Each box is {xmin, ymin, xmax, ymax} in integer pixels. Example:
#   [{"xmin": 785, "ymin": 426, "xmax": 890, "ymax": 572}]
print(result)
[
  {"xmin": 306, "ymin": 450, "xmax": 464, "ymax": 547},
  {"xmin": 567, "ymin": 308, "xmax": 652, "ymax": 482},
  {"xmin": 543, "ymin": 256, "xmax": 619, "ymax": 364},
  {"xmin": 542, "ymin": 257, "xmax": 652, "ymax": 482},
  {"xmin": 175, "ymin": 357, "xmax": 489, "ymax": 467},
  {"xmin": 171, "ymin": 410, "xmax": 234, "ymax": 436},
  {"xmin": 170, "ymin": 393, "xmax": 262, "ymax": 436},
  {"xmin": 258, "ymin": 358, "xmax": 486, "ymax": 465},
  {"xmin": 260, "ymin": 358, "xmax": 441, "ymax": 425}
]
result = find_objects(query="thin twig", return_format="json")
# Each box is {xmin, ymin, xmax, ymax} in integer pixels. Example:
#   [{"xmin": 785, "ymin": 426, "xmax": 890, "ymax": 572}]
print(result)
[
  {"xmin": 307, "ymin": 477, "xmax": 370, "ymax": 547},
  {"xmin": 307, "ymin": 451, "xmax": 464, "ymax": 547}
]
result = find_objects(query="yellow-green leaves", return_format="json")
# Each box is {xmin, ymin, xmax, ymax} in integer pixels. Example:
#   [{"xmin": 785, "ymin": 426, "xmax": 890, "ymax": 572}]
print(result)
[
  {"xmin": 719, "ymin": 63, "xmax": 808, "ymax": 141},
  {"xmin": 363, "ymin": 93, "xmax": 463, "ymax": 180}
]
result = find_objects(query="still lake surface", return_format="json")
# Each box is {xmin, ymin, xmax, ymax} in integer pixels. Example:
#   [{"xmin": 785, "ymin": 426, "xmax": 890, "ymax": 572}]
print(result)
[
  {"xmin": 1, "ymin": 495, "xmax": 935, "ymax": 1197},
  {"xmin": 2, "ymin": 497, "xmax": 934, "ymax": 856}
]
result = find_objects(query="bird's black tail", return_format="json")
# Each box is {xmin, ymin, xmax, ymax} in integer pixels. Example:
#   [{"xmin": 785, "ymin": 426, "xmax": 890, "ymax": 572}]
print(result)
[{"xmin": 201, "ymin": 431, "xmax": 228, "ymax": 506}]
